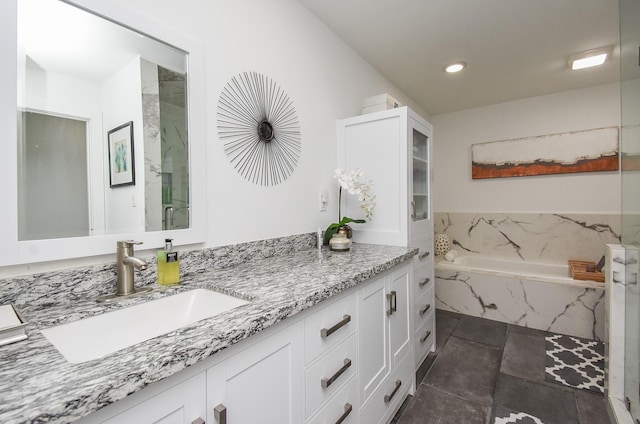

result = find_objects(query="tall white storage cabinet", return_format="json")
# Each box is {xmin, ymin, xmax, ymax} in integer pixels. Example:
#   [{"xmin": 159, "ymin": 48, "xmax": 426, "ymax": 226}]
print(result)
[{"xmin": 337, "ymin": 106, "xmax": 436, "ymax": 370}]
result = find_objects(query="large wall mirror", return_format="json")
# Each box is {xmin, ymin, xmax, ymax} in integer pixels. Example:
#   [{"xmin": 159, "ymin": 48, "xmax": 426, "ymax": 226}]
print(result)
[{"xmin": 2, "ymin": 0, "xmax": 206, "ymax": 265}]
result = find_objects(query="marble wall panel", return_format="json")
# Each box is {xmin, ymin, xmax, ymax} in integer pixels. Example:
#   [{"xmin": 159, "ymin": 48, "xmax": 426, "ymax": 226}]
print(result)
[
  {"xmin": 434, "ymin": 212, "xmax": 621, "ymax": 264},
  {"xmin": 141, "ymin": 58, "xmax": 163, "ymax": 231}
]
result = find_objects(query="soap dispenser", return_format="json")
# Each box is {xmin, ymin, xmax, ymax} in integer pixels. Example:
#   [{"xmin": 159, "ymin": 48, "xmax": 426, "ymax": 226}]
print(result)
[{"xmin": 157, "ymin": 238, "xmax": 180, "ymax": 285}]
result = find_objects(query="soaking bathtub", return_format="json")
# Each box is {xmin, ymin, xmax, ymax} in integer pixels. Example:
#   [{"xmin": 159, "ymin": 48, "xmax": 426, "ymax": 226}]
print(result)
[
  {"xmin": 435, "ymin": 255, "xmax": 605, "ymax": 340},
  {"xmin": 438, "ymin": 255, "xmax": 603, "ymax": 288}
]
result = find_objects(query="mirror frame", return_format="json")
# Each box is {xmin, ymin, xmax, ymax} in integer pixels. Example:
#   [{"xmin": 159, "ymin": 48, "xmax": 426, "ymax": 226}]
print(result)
[{"xmin": 1, "ymin": 0, "xmax": 206, "ymax": 266}]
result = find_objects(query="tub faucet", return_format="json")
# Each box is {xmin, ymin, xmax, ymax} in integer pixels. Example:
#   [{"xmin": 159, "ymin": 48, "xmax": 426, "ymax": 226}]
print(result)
[{"xmin": 116, "ymin": 240, "xmax": 148, "ymax": 296}]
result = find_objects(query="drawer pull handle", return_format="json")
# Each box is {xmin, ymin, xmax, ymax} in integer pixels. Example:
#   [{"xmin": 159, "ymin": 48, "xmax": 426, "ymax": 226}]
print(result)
[
  {"xmin": 420, "ymin": 330, "xmax": 432, "ymax": 344},
  {"xmin": 419, "ymin": 251, "xmax": 430, "ymax": 260},
  {"xmin": 418, "ymin": 277, "xmax": 430, "ymax": 288},
  {"xmin": 384, "ymin": 380, "xmax": 402, "ymax": 403},
  {"xmin": 192, "ymin": 419, "xmax": 205, "ymax": 424},
  {"xmin": 335, "ymin": 402, "xmax": 353, "ymax": 424},
  {"xmin": 419, "ymin": 304, "xmax": 431, "ymax": 316},
  {"xmin": 386, "ymin": 291, "xmax": 397, "ymax": 316},
  {"xmin": 321, "ymin": 314, "xmax": 352, "ymax": 338},
  {"xmin": 214, "ymin": 403, "xmax": 226, "ymax": 424},
  {"xmin": 321, "ymin": 358, "xmax": 352, "ymax": 389}
]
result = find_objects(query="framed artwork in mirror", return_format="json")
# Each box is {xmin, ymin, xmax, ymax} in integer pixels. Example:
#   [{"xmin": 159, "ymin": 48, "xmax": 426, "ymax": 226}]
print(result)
[{"xmin": 108, "ymin": 121, "xmax": 135, "ymax": 187}]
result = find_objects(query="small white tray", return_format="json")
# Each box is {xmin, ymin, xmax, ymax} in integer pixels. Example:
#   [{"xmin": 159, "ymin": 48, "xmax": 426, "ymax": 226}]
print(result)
[{"xmin": 0, "ymin": 304, "xmax": 28, "ymax": 346}]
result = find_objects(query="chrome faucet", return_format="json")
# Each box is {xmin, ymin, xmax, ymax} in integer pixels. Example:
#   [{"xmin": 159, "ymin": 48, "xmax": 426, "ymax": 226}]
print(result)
[{"xmin": 116, "ymin": 240, "xmax": 148, "ymax": 296}]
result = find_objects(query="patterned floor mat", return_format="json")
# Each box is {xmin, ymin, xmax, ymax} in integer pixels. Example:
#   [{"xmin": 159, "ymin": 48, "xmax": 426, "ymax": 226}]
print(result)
[
  {"xmin": 544, "ymin": 333, "xmax": 604, "ymax": 394},
  {"xmin": 493, "ymin": 410, "xmax": 547, "ymax": 424}
]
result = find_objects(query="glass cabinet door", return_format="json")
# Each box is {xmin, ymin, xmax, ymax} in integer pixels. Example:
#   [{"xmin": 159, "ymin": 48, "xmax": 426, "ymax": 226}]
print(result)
[{"xmin": 412, "ymin": 127, "xmax": 429, "ymax": 222}]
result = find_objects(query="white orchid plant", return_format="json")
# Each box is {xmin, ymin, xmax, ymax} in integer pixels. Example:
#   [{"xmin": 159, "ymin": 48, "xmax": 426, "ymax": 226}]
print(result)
[{"xmin": 324, "ymin": 168, "xmax": 376, "ymax": 244}]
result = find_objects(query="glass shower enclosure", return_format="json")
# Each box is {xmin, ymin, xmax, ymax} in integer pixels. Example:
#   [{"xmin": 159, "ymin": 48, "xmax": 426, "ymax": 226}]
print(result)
[{"xmin": 621, "ymin": 0, "xmax": 640, "ymax": 421}]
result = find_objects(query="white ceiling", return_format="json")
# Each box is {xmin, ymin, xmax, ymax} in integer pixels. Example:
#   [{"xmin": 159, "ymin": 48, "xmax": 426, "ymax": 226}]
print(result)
[{"xmin": 298, "ymin": 0, "xmax": 620, "ymax": 116}]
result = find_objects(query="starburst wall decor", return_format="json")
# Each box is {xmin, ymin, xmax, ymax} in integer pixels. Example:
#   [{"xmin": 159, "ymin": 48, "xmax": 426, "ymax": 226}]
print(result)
[{"xmin": 217, "ymin": 72, "xmax": 302, "ymax": 186}]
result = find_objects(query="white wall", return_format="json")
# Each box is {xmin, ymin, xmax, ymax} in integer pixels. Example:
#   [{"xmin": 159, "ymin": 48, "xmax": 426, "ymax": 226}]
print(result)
[
  {"xmin": 101, "ymin": 56, "xmax": 146, "ymax": 234},
  {"xmin": 101, "ymin": 0, "xmax": 428, "ymax": 248},
  {"xmin": 1, "ymin": 0, "xmax": 429, "ymax": 273},
  {"xmin": 432, "ymin": 83, "xmax": 621, "ymax": 214}
]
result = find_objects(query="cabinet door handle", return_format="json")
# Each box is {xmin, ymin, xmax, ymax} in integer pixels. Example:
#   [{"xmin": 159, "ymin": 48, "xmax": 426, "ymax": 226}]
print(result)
[
  {"xmin": 419, "ymin": 250, "xmax": 430, "ymax": 260},
  {"xmin": 411, "ymin": 201, "xmax": 416, "ymax": 219},
  {"xmin": 322, "ymin": 358, "xmax": 352, "ymax": 388},
  {"xmin": 214, "ymin": 403, "xmax": 226, "ymax": 424},
  {"xmin": 419, "ymin": 304, "xmax": 431, "ymax": 316},
  {"xmin": 192, "ymin": 419, "xmax": 205, "ymax": 424},
  {"xmin": 386, "ymin": 291, "xmax": 397, "ymax": 316},
  {"xmin": 321, "ymin": 314, "xmax": 351, "ymax": 338},
  {"xmin": 384, "ymin": 380, "xmax": 402, "ymax": 403},
  {"xmin": 335, "ymin": 402, "xmax": 353, "ymax": 424},
  {"xmin": 420, "ymin": 330, "xmax": 432, "ymax": 344},
  {"xmin": 418, "ymin": 277, "xmax": 430, "ymax": 288}
]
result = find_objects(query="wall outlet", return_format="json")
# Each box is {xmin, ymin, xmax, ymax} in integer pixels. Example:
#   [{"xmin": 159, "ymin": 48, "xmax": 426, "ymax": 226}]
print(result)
[{"xmin": 319, "ymin": 191, "xmax": 328, "ymax": 212}]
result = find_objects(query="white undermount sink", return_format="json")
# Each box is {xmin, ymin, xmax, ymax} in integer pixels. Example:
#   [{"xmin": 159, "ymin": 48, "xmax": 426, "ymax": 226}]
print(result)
[{"xmin": 41, "ymin": 288, "xmax": 249, "ymax": 363}]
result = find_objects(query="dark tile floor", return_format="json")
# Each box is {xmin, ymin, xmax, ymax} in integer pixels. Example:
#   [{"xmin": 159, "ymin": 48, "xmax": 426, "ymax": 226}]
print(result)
[{"xmin": 392, "ymin": 310, "xmax": 611, "ymax": 424}]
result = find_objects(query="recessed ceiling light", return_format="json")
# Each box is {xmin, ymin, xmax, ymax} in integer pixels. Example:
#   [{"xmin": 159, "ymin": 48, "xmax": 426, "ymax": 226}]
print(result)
[
  {"xmin": 568, "ymin": 47, "xmax": 611, "ymax": 70},
  {"xmin": 445, "ymin": 62, "xmax": 466, "ymax": 73}
]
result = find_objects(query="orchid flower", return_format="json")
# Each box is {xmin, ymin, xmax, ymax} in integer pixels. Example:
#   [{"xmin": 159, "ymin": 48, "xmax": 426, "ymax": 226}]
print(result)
[{"xmin": 325, "ymin": 168, "xmax": 377, "ymax": 244}]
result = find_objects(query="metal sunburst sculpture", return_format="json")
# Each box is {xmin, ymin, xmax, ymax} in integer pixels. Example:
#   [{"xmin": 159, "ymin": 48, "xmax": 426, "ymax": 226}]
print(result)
[{"xmin": 217, "ymin": 72, "xmax": 302, "ymax": 186}]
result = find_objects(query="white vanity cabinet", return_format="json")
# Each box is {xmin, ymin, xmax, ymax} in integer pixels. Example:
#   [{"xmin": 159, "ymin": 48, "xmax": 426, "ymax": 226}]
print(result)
[
  {"xmin": 338, "ymin": 107, "xmax": 435, "ymax": 370},
  {"xmin": 82, "ymin": 322, "xmax": 304, "ymax": 424},
  {"xmin": 358, "ymin": 265, "xmax": 413, "ymax": 424},
  {"xmin": 101, "ymin": 373, "xmax": 207, "ymax": 424},
  {"xmin": 206, "ymin": 322, "xmax": 304, "ymax": 424},
  {"xmin": 76, "ymin": 262, "xmax": 415, "ymax": 424}
]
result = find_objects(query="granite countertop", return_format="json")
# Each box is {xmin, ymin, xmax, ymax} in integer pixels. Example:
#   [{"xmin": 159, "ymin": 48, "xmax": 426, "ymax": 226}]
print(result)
[{"xmin": 0, "ymin": 243, "xmax": 416, "ymax": 424}]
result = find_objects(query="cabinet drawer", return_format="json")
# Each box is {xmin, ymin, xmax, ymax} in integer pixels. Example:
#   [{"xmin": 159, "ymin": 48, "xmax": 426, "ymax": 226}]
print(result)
[
  {"xmin": 307, "ymin": 376, "xmax": 357, "ymax": 424},
  {"xmin": 306, "ymin": 334, "xmax": 357, "ymax": 417},
  {"xmin": 414, "ymin": 263, "xmax": 433, "ymax": 298},
  {"xmin": 413, "ymin": 284, "xmax": 434, "ymax": 330},
  {"xmin": 414, "ymin": 311, "xmax": 435, "ymax": 366},
  {"xmin": 410, "ymin": 236, "xmax": 433, "ymax": 268},
  {"xmin": 359, "ymin": 353, "xmax": 414, "ymax": 424},
  {"xmin": 305, "ymin": 293, "xmax": 357, "ymax": 364}
]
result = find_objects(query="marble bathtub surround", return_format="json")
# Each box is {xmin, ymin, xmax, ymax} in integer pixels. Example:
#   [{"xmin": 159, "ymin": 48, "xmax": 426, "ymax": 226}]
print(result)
[
  {"xmin": 434, "ymin": 212, "xmax": 621, "ymax": 264},
  {"xmin": 0, "ymin": 236, "xmax": 416, "ymax": 423},
  {"xmin": 433, "ymin": 213, "xmax": 616, "ymax": 342},
  {"xmin": 435, "ymin": 268, "xmax": 605, "ymax": 341}
]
